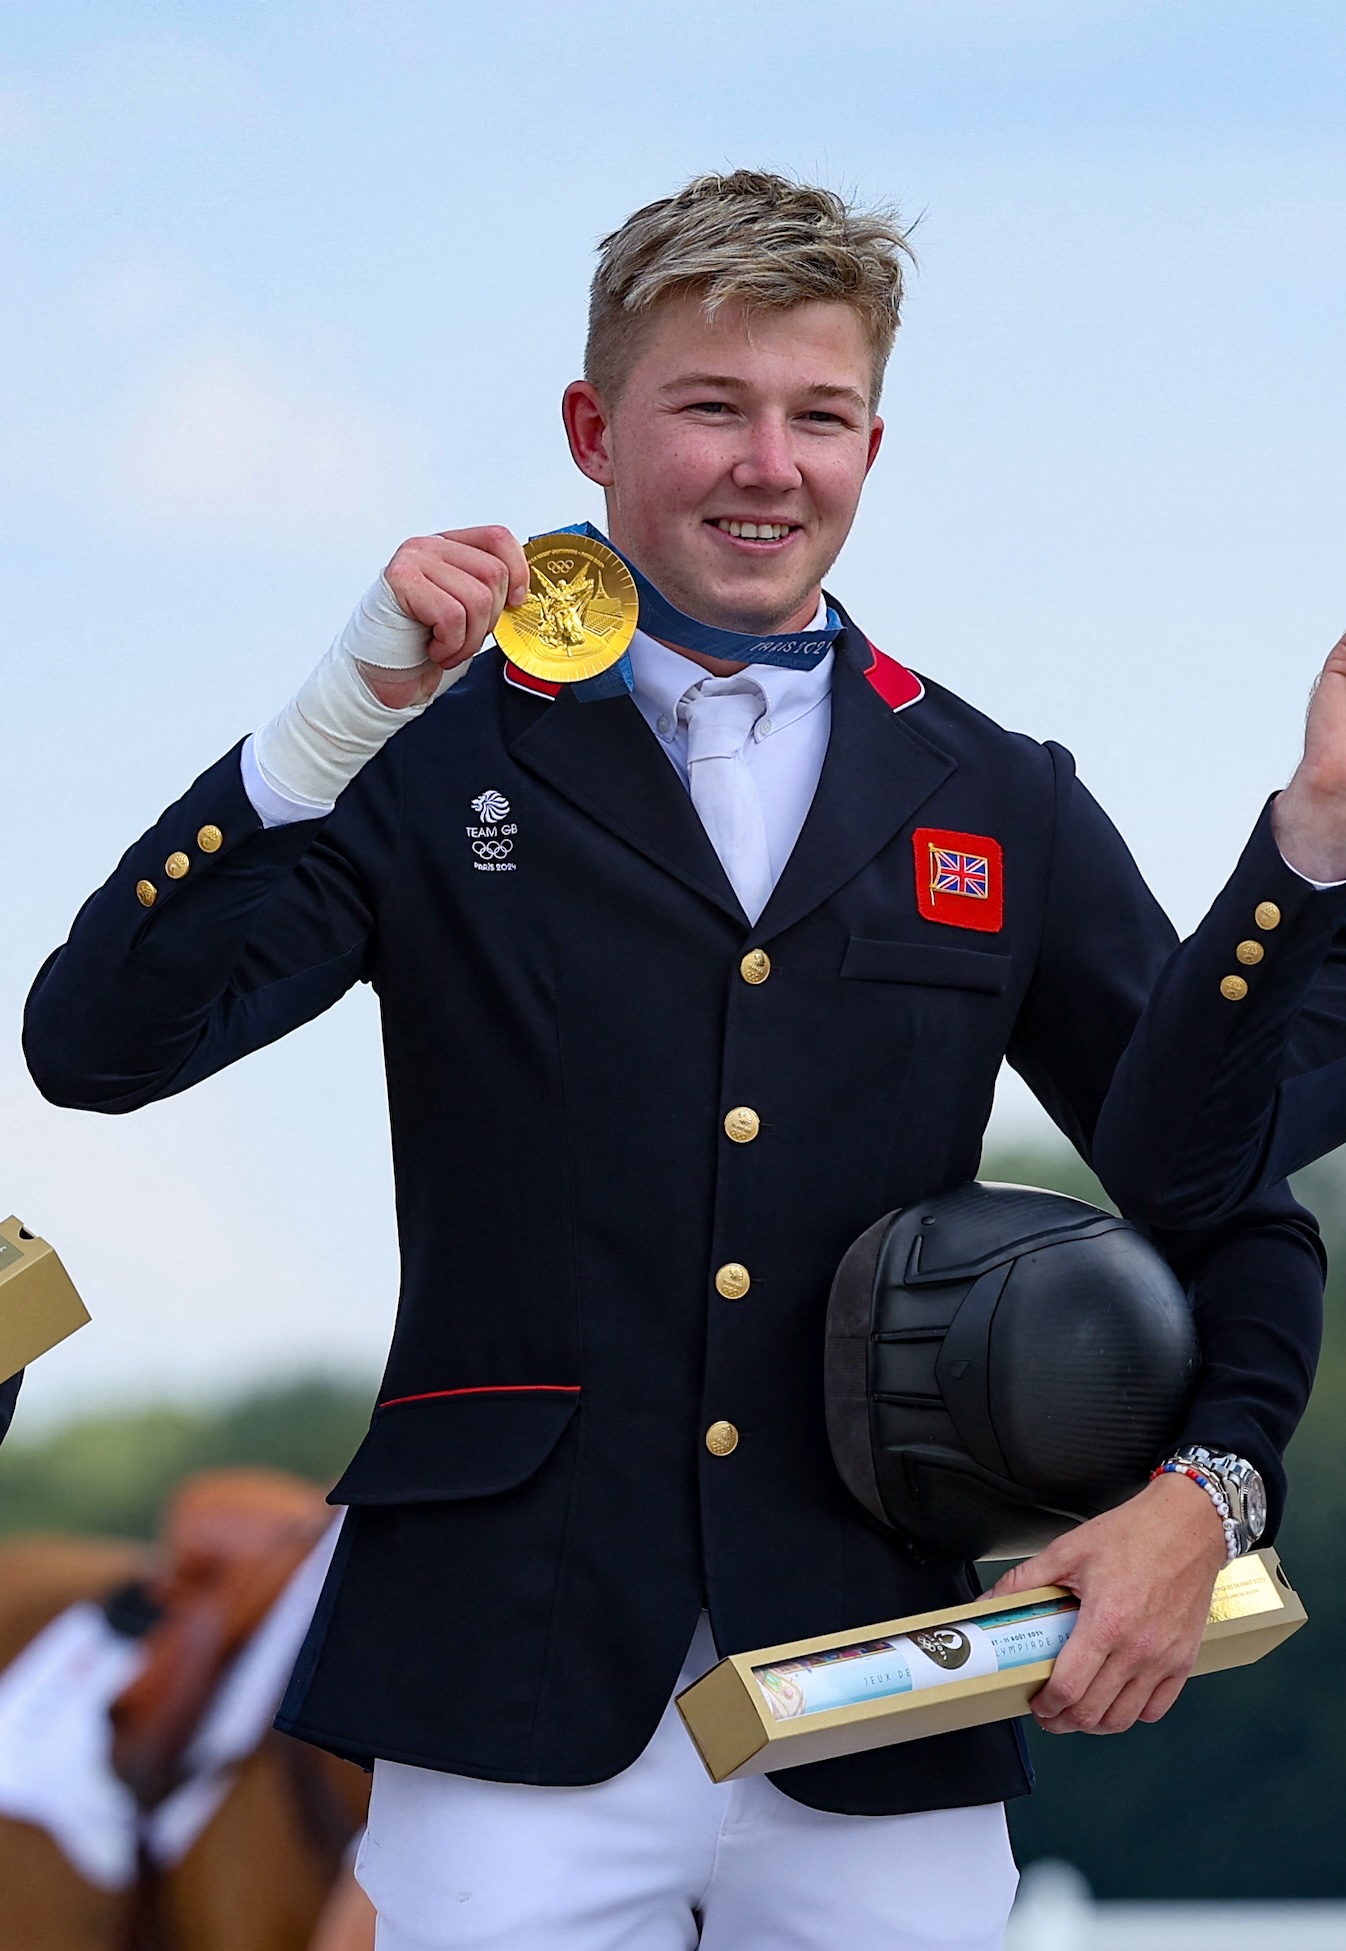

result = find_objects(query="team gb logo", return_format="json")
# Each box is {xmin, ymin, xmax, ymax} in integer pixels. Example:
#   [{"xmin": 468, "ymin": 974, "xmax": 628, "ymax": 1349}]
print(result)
[{"xmin": 466, "ymin": 790, "xmax": 517, "ymax": 873}]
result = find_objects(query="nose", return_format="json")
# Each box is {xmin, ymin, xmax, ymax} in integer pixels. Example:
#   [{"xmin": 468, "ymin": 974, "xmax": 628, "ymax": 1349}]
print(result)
[{"xmin": 730, "ymin": 415, "xmax": 803, "ymax": 495}]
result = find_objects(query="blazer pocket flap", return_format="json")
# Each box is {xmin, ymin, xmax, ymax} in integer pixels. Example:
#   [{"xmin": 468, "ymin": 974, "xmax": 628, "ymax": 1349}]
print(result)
[
  {"xmin": 841, "ymin": 938, "xmax": 1012, "ymax": 994},
  {"xmin": 329, "ymin": 1387, "xmax": 580, "ymax": 1507}
]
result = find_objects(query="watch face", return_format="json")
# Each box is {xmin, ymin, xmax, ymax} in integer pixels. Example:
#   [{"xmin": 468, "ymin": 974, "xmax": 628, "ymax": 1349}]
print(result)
[{"xmin": 1245, "ymin": 1472, "xmax": 1268, "ymax": 1542}]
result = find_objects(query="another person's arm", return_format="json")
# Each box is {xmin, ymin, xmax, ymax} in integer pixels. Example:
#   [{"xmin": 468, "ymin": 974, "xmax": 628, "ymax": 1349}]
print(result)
[
  {"xmin": 1094, "ymin": 628, "xmax": 1346, "ymax": 1227},
  {"xmin": 996, "ymin": 743, "xmax": 1323, "ymax": 1735}
]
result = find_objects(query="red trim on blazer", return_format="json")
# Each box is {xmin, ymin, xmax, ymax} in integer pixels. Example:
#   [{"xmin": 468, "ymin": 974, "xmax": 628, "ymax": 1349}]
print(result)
[
  {"xmin": 860, "ymin": 639, "xmax": 924, "ymax": 712},
  {"xmin": 378, "ymin": 1384, "xmax": 581, "ymax": 1409},
  {"xmin": 503, "ymin": 660, "xmax": 561, "ymax": 700}
]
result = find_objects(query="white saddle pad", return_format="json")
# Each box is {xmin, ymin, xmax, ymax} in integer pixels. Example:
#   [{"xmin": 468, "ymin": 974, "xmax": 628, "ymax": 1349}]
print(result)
[
  {"xmin": 0, "ymin": 1601, "xmax": 144, "ymax": 1888},
  {"xmin": 0, "ymin": 1515, "xmax": 343, "ymax": 1889}
]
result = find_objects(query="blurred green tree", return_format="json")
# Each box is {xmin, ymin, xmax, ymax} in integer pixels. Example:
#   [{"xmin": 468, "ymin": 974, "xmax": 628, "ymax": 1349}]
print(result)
[{"xmin": 0, "ymin": 1378, "xmax": 373, "ymax": 1539}]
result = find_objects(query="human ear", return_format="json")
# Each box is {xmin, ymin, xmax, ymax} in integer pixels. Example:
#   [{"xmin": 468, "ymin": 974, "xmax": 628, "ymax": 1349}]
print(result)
[
  {"xmin": 864, "ymin": 417, "xmax": 885, "ymax": 474},
  {"xmin": 562, "ymin": 381, "xmax": 616, "ymax": 487}
]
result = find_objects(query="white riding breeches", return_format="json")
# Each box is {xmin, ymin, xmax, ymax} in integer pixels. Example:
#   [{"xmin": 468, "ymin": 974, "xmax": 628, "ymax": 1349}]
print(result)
[{"xmin": 356, "ymin": 1616, "xmax": 1019, "ymax": 1951}]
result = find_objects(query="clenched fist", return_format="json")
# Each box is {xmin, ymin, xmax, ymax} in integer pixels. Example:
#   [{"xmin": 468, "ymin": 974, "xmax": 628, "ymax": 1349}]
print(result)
[{"xmin": 364, "ymin": 527, "xmax": 531, "ymax": 709}]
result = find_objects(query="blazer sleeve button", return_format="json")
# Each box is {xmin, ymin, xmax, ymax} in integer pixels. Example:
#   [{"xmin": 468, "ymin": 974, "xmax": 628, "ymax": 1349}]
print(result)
[
  {"xmin": 136, "ymin": 880, "xmax": 158, "ymax": 908},
  {"xmin": 1236, "ymin": 940, "xmax": 1265, "ymax": 966},
  {"xmin": 1220, "ymin": 974, "xmax": 1249, "ymax": 1001}
]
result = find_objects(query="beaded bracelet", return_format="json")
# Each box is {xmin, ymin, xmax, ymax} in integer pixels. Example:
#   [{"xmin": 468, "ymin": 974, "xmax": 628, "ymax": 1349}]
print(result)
[{"xmin": 1149, "ymin": 1460, "xmax": 1241, "ymax": 1561}]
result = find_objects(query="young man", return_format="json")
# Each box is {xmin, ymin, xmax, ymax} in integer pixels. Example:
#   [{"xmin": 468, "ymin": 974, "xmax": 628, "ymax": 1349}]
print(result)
[{"xmin": 24, "ymin": 173, "xmax": 1324, "ymax": 1950}]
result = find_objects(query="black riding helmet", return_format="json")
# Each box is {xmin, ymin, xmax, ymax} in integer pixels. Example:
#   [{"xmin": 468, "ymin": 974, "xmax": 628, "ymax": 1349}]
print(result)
[{"xmin": 825, "ymin": 1181, "xmax": 1200, "ymax": 1560}]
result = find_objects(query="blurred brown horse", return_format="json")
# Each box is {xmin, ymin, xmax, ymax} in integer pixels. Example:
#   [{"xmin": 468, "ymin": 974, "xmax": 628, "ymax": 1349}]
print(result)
[{"xmin": 0, "ymin": 1469, "xmax": 370, "ymax": 1951}]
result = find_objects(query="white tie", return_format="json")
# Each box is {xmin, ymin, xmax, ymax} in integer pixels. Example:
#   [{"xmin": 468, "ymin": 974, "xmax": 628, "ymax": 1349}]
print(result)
[{"xmin": 680, "ymin": 678, "xmax": 774, "ymax": 924}]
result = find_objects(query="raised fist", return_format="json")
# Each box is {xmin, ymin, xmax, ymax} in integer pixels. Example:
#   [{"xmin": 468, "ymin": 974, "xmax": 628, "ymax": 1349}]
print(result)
[{"xmin": 367, "ymin": 527, "xmax": 531, "ymax": 709}]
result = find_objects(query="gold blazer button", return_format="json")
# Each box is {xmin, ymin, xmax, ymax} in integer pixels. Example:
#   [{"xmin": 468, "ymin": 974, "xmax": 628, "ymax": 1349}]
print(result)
[
  {"xmin": 715, "ymin": 1263, "xmax": 751, "ymax": 1300},
  {"xmin": 705, "ymin": 1421, "xmax": 740, "ymax": 1457}
]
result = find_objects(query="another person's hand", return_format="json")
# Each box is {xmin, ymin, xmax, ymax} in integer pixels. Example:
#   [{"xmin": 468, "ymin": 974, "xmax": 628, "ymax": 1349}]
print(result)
[
  {"xmin": 366, "ymin": 526, "xmax": 531, "ymax": 708},
  {"xmin": 988, "ymin": 1470, "xmax": 1227, "ymax": 1735},
  {"xmin": 1272, "ymin": 630, "xmax": 1346, "ymax": 883}
]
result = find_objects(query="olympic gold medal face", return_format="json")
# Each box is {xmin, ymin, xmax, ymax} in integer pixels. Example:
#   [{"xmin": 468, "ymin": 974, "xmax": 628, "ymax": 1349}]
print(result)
[{"xmin": 494, "ymin": 534, "xmax": 638, "ymax": 683}]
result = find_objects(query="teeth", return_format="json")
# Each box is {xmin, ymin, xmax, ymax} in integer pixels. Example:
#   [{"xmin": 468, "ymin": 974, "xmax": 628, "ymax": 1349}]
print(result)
[{"xmin": 717, "ymin": 520, "xmax": 792, "ymax": 540}]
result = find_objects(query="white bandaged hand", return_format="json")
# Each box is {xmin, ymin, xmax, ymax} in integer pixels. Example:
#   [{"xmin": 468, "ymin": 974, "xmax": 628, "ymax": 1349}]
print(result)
[{"xmin": 246, "ymin": 576, "xmax": 474, "ymax": 823}]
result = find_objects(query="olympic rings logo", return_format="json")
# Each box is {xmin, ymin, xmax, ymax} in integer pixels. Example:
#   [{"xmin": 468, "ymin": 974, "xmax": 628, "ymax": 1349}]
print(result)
[{"xmin": 472, "ymin": 839, "xmax": 513, "ymax": 861}]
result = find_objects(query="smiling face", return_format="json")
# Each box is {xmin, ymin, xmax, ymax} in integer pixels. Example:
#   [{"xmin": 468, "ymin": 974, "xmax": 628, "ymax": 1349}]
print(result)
[{"xmin": 562, "ymin": 296, "xmax": 884, "ymax": 640}]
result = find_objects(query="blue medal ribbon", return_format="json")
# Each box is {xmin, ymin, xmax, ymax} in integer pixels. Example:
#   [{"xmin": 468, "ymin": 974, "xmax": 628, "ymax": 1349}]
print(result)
[{"xmin": 538, "ymin": 523, "xmax": 841, "ymax": 701}]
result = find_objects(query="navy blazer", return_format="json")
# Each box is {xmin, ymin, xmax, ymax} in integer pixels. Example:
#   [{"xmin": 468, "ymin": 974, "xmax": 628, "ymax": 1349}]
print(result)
[
  {"xmin": 1095, "ymin": 804, "xmax": 1346, "ymax": 1226},
  {"xmin": 23, "ymin": 606, "xmax": 1324, "ymax": 1816}
]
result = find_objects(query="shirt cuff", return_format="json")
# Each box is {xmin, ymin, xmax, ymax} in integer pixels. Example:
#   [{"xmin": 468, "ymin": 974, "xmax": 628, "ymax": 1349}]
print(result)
[
  {"xmin": 1276, "ymin": 842, "xmax": 1346, "ymax": 893},
  {"xmin": 240, "ymin": 735, "xmax": 336, "ymax": 829}
]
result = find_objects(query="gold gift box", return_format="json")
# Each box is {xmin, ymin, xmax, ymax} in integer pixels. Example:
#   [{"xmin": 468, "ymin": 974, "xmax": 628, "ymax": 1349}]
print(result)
[
  {"xmin": 0, "ymin": 1216, "xmax": 90, "ymax": 1384},
  {"xmin": 677, "ymin": 1548, "xmax": 1305, "ymax": 1783}
]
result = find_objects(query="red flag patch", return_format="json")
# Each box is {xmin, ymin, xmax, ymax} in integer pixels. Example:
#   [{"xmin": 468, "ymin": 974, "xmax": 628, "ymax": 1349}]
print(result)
[{"xmin": 914, "ymin": 828, "xmax": 1004, "ymax": 933}]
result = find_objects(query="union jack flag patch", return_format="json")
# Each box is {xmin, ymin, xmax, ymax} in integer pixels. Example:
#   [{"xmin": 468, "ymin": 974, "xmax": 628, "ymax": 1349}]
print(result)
[{"xmin": 913, "ymin": 828, "xmax": 1004, "ymax": 933}]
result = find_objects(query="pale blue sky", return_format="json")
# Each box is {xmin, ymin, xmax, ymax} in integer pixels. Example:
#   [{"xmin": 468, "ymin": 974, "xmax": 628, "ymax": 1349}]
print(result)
[{"xmin": 3, "ymin": 1, "xmax": 1344, "ymax": 1421}]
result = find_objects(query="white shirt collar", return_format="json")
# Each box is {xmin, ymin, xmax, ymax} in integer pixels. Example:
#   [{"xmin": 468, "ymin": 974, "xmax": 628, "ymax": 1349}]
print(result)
[{"xmin": 626, "ymin": 595, "xmax": 833, "ymax": 745}]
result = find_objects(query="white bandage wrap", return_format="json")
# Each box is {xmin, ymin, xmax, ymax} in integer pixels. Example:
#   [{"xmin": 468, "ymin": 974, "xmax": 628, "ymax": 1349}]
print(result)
[{"xmin": 247, "ymin": 576, "xmax": 474, "ymax": 823}]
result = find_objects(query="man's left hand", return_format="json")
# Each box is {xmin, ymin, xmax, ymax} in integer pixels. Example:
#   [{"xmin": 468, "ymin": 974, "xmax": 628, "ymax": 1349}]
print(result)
[{"xmin": 988, "ymin": 1471, "xmax": 1228, "ymax": 1735}]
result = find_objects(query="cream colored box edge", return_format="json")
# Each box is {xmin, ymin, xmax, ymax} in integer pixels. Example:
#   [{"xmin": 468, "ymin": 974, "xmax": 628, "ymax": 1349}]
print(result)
[
  {"xmin": 676, "ymin": 1548, "xmax": 1304, "ymax": 1782},
  {"xmin": 0, "ymin": 1216, "xmax": 91, "ymax": 1383}
]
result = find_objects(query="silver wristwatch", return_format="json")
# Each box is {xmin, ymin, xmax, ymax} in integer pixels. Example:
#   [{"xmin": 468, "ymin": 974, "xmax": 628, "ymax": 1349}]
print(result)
[{"xmin": 1166, "ymin": 1446, "xmax": 1268, "ymax": 1558}]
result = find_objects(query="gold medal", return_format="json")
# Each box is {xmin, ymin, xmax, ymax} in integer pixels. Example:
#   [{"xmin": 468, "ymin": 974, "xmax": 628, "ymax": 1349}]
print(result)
[{"xmin": 494, "ymin": 533, "xmax": 638, "ymax": 684}]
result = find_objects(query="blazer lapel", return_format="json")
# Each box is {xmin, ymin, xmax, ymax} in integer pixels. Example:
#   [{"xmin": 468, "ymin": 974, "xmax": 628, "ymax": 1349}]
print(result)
[
  {"xmin": 501, "ymin": 606, "xmax": 955, "ymax": 941},
  {"xmin": 505, "ymin": 676, "xmax": 747, "ymax": 924},
  {"xmin": 753, "ymin": 621, "xmax": 956, "ymax": 943}
]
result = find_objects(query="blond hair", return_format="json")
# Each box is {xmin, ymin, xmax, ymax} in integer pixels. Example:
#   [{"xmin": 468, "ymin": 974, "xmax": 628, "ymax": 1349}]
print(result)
[{"xmin": 586, "ymin": 170, "xmax": 915, "ymax": 408}]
